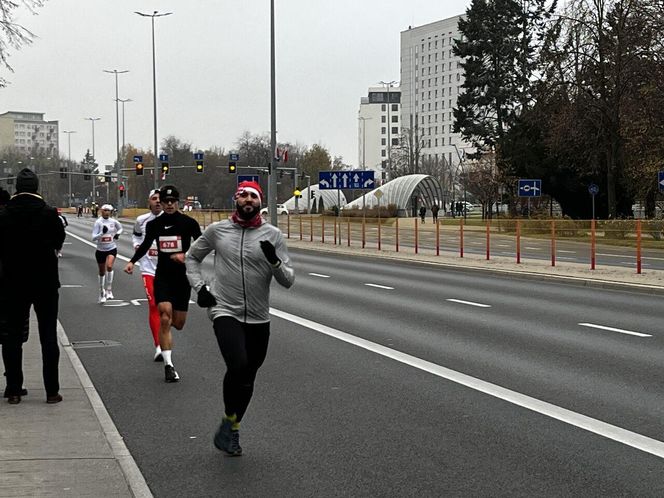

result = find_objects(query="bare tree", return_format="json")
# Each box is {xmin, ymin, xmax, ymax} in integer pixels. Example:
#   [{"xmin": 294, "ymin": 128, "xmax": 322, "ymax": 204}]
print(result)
[{"xmin": 0, "ymin": 0, "xmax": 47, "ymax": 87}]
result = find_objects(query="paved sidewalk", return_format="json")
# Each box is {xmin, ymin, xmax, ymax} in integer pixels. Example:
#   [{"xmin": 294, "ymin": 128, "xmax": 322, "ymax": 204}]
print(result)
[{"xmin": 0, "ymin": 316, "xmax": 151, "ymax": 498}]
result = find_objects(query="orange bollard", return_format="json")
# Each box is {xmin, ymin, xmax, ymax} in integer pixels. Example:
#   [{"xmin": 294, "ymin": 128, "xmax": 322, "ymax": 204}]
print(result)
[
  {"xmin": 636, "ymin": 219, "xmax": 642, "ymax": 274},
  {"xmin": 414, "ymin": 218, "xmax": 419, "ymax": 254},
  {"xmin": 396, "ymin": 217, "xmax": 399, "ymax": 252},
  {"xmin": 551, "ymin": 220, "xmax": 556, "ymax": 267},
  {"xmin": 299, "ymin": 215, "xmax": 303, "ymax": 241},
  {"xmin": 590, "ymin": 219, "xmax": 596, "ymax": 270},
  {"xmin": 362, "ymin": 217, "xmax": 366, "ymax": 249},
  {"xmin": 310, "ymin": 216, "xmax": 314, "ymax": 243},
  {"xmin": 347, "ymin": 219, "xmax": 351, "ymax": 247},
  {"xmin": 460, "ymin": 218, "xmax": 464, "ymax": 258},
  {"xmin": 436, "ymin": 220, "xmax": 440, "ymax": 256},
  {"xmin": 486, "ymin": 221, "xmax": 490, "ymax": 260},
  {"xmin": 321, "ymin": 216, "xmax": 325, "ymax": 244},
  {"xmin": 516, "ymin": 219, "xmax": 521, "ymax": 264}
]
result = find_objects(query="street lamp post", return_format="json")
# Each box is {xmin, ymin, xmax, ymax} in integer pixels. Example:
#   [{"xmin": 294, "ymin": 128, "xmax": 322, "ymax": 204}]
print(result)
[
  {"xmin": 84, "ymin": 118, "xmax": 100, "ymax": 160},
  {"xmin": 103, "ymin": 69, "xmax": 129, "ymax": 208},
  {"xmin": 118, "ymin": 98, "xmax": 132, "ymax": 155},
  {"xmin": 268, "ymin": 0, "xmax": 278, "ymax": 226},
  {"xmin": 358, "ymin": 116, "xmax": 371, "ymax": 170},
  {"xmin": 135, "ymin": 10, "xmax": 172, "ymax": 191},
  {"xmin": 379, "ymin": 80, "xmax": 397, "ymax": 182},
  {"xmin": 63, "ymin": 130, "xmax": 76, "ymax": 207}
]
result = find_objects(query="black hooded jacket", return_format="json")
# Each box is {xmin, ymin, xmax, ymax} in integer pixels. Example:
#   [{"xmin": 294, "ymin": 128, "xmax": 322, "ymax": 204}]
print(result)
[{"xmin": 0, "ymin": 193, "xmax": 65, "ymax": 291}]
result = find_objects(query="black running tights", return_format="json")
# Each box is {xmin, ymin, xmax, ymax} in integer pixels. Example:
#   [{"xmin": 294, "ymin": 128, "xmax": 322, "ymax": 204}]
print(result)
[{"xmin": 213, "ymin": 316, "xmax": 270, "ymax": 423}]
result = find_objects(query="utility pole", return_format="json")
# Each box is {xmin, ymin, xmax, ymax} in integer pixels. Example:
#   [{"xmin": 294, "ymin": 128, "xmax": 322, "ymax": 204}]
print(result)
[
  {"xmin": 103, "ymin": 69, "xmax": 129, "ymax": 208},
  {"xmin": 268, "ymin": 0, "xmax": 278, "ymax": 225},
  {"xmin": 63, "ymin": 130, "xmax": 76, "ymax": 207}
]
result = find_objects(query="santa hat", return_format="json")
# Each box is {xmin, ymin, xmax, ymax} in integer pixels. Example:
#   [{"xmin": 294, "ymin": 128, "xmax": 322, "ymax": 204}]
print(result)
[{"xmin": 235, "ymin": 181, "xmax": 263, "ymax": 205}]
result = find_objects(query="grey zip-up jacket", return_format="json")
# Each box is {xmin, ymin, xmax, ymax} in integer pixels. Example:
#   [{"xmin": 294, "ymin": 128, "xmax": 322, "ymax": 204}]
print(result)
[{"xmin": 185, "ymin": 219, "xmax": 294, "ymax": 323}]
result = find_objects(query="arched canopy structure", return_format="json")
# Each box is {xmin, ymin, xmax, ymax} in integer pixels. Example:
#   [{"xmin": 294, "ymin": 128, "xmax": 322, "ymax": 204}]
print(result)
[
  {"xmin": 343, "ymin": 174, "xmax": 442, "ymax": 215},
  {"xmin": 283, "ymin": 185, "xmax": 347, "ymax": 213}
]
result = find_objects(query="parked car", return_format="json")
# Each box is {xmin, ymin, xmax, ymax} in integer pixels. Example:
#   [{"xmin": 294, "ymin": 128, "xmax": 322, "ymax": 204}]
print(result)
[{"xmin": 260, "ymin": 204, "xmax": 289, "ymax": 216}]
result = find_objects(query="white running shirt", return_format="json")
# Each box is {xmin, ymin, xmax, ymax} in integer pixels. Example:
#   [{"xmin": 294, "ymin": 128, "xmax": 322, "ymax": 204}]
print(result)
[
  {"xmin": 132, "ymin": 211, "xmax": 161, "ymax": 276},
  {"xmin": 92, "ymin": 217, "xmax": 123, "ymax": 252}
]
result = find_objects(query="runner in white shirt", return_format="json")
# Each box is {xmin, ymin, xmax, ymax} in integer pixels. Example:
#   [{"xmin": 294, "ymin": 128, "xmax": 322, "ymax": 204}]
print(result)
[
  {"xmin": 91, "ymin": 204, "xmax": 123, "ymax": 303},
  {"xmin": 131, "ymin": 190, "xmax": 163, "ymax": 361}
]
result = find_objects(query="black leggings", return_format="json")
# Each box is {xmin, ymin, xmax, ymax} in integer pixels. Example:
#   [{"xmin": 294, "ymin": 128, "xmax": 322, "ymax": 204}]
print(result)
[{"xmin": 213, "ymin": 316, "xmax": 270, "ymax": 423}]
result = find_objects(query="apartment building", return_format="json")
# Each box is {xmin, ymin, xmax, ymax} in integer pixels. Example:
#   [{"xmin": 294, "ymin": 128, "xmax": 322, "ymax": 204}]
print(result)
[
  {"xmin": 0, "ymin": 111, "xmax": 59, "ymax": 156},
  {"xmin": 400, "ymin": 15, "xmax": 470, "ymax": 170},
  {"xmin": 357, "ymin": 85, "xmax": 401, "ymax": 183}
]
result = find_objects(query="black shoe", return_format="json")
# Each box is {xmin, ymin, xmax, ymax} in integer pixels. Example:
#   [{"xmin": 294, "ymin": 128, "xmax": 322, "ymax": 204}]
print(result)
[
  {"xmin": 4, "ymin": 388, "xmax": 28, "ymax": 398},
  {"xmin": 7, "ymin": 395, "xmax": 21, "ymax": 405},
  {"xmin": 164, "ymin": 365, "xmax": 179, "ymax": 383},
  {"xmin": 46, "ymin": 394, "xmax": 63, "ymax": 404},
  {"xmin": 214, "ymin": 418, "xmax": 242, "ymax": 456}
]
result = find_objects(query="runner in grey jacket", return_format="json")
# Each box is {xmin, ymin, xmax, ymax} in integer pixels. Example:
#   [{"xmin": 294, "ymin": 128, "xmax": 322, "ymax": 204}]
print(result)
[{"xmin": 185, "ymin": 181, "xmax": 294, "ymax": 456}]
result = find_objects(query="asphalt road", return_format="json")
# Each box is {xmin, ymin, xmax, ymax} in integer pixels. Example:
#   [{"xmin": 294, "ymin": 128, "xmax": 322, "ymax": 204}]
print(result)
[{"xmin": 57, "ymin": 216, "xmax": 664, "ymax": 497}]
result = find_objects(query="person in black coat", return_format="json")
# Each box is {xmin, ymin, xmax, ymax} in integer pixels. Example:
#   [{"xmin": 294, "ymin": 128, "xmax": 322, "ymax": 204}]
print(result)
[{"xmin": 0, "ymin": 170, "xmax": 65, "ymax": 404}]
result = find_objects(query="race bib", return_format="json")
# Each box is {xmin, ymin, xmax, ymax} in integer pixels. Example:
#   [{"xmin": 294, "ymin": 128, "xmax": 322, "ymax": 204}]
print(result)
[
  {"xmin": 158, "ymin": 235, "xmax": 182, "ymax": 253},
  {"xmin": 148, "ymin": 248, "xmax": 159, "ymax": 257},
  {"xmin": 101, "ymin": 235, "xmax": 113, "ymax": 243}
]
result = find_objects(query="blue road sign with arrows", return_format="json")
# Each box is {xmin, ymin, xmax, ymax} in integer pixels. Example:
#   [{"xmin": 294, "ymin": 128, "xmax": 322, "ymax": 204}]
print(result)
[
  {"xmin": 237, "ymin": 175, "xmax": 259, "ymax": 184},
  {"xmin": 518, "ymin": 179, "xmax": 542, "ymax": 197},
  {"xmin": 159, "ymin": 154, "xmax": 169, "ymax": 162},
  {"xmin": 230, "ymin": 153, "xmax": 240, "ymax": 161},
  {"xmin": 194, "ymin": 152, "xmax": 204, "ymax": 161},
  {"xmin": 318, "ymin": 170, "xmax": 375, "ymax": 190},
  {"xmin": 133, "ymin": 155, "xmax": 143, "ymax": 163},
  {"xmin": 659, "ymin": 171, "xmax": 664, "ymax": 192}
]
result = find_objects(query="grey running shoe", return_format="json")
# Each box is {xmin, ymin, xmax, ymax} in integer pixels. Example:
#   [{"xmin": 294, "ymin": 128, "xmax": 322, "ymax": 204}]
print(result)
[
  {"xmin": 164, "ymin": 365, "xmax": 179, "ymax": 383},
  {"xmin": 214, "ymin": 419, "xmax": 242, "ymax": 456}
]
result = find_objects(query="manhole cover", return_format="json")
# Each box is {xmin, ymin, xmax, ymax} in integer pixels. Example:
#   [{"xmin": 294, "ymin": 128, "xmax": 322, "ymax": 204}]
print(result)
[{"xmin": 71, "ymin": 340, "xmax": 121, "ymax": 349}]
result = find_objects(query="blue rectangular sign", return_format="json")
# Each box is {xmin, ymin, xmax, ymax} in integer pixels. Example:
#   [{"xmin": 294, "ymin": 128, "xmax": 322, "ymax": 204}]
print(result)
[
  {"xmin": 133, "ymin": 155, "xmax": 143, "ymax": 163},
  {"xmin": 237, "ymin": 175, "xmax": 259, "ymax": 184},
  {"xmin": 518, "ymin": 179, "xmax": 542, "ymax": 197},
  {"xmin": 159, "ymin": 154, "xmax": 169, "ymax": 162},
  {"xmin": 318, "ymin": 170, "xmax": 375, "ymax": 190},
  {"xmin": 230, "ymin": 153, "xmax": 240, "ymax": 161},
  {"xmin": 194, "ymin": 152, "xmax": 204, "ymax": 161}
]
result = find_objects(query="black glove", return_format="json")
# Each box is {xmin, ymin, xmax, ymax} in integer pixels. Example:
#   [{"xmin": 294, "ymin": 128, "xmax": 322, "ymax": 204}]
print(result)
[
  {"xmin": 102, "ymin": 226, "xmax": 108, "ymax": 234},
  {"xmin": 113, "ymin": 234, "xmax": 119, "ymax": 240},
  {"xmin": 197, "ymin": 286, "xmax": 217, "ymax": 308},
  {"xmin": 260, "ymin": 240, "xmax": 280, "ymax": 266}
]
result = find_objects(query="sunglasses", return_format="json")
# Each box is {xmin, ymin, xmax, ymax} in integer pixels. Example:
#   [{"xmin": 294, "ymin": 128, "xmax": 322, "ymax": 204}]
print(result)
[{"xmin": 162, "ymin": 198, "xmax": 178, "ymax": 204}]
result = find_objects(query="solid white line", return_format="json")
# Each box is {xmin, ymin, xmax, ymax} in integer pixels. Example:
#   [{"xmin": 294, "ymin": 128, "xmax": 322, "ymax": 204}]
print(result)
[
  {"xmin": 270, "ymin": 308, "xmax": 664, "ymax": 459},
  {"xmin": 61, "ymin": 284, "xmax": 83, "ymax": 288},
  {"xmin": 364, "ymin": 283, "xmax": 394, "ymax": 290},
  {"xmin": 446, "ymin": 298, "xmax": 491, "ymax": 308},
  {"xmin": 309, "ymin": 272, "xmax": 331, "ymax": 278},
  {"xmin": 558, "ymin": 250, "xmax": 576, "ymax": 254},
  {"xmin": 525, "ymin": 246, "xmax": 541, "ymax": 250},
  {"xmin": 578, "ymin": 322, "xmax": 652, "ymax": 338}
]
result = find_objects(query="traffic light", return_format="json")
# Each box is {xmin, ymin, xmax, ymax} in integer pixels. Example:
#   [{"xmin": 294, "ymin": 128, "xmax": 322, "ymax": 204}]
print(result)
[
  {"xmin": 84, "ymin": 169, "xmax": 91, "ymax": 180},
  {"xmin": 196, "ymin": 160, "xmax": 204, "ymax": 173},
  {"xmin": 161, "ymin": 163, "xmax": 170, "ymax": 175},
  {"xmin": 119, "ymin": 184, "xmax": 125, "ymax": 198},
  {"xmin": 105, "ymin": 171, "xmax": 111, "ymax": 183},
  {"xmin": 228, "ymin": 161, "xmax": 237, "ymax": 173},
  {"xmin": 311, "ymin": 191, "xmax": 316, "ymax": 199},
  {"xmin": 135, "ymin": 162, "xmax": 144, "ymax": 176},
  {"xmin": 59, "ymin": 167, "xmax": 67, "ymax": 179}
]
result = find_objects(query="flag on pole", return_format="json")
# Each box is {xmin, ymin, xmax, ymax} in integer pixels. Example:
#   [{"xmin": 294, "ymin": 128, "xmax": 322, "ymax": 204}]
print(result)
[{"xmin": 275, "ymin": 145, "xmax": 289, "ymax": 163}]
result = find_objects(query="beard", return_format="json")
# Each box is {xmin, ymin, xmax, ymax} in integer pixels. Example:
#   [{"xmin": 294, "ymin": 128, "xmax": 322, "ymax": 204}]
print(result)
[{"xmin": 236, "ymin": 201, "xmax": 260, "ymax": 220}]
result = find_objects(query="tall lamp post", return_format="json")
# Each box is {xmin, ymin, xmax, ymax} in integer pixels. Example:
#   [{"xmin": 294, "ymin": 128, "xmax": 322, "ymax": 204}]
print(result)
[
  {"xmin": 379, "ymin": 80, "xmax": 398, "ymax": 182},
  {"xmin": 103, "ymin": 69, "xmax": 129, "ymax": 207},
  {"xmin": 117, "ymin": 98, "xmax": 132, "ymax": 154},
  {"xmin": 358, "ymin": 116, "xmax": 372, "ymax": 170},
  {"xmin": 62, "ymin": 130, "xmax": 76, "ymax": 207},
  {"xmin": 135, "ymin": 10, "xmax": 172, "ymax": 190},
  {"xmin": 268, "ymin": 0, "xmax": 278, "ymax": 225},
  {"xmin": 84, "ymin": 118, "xmax": 100, "ymax": 160}
]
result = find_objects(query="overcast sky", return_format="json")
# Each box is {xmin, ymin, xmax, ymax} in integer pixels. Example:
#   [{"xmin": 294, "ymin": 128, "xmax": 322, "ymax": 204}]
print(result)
[{"xmin": 1, "ymin": 0, "xmax": 469, "ymax": 169}]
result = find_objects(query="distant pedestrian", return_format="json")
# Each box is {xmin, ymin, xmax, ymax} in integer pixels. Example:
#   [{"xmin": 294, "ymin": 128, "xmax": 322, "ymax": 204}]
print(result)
[
  {"xmin": 0, "ymin": 169, "xmax": 66, "ymax": 405},
  {"xmin": 431, "ymin": 204, "xmax": 439, "ymax": 223},
  {"xmin": 419, "ymin": 205, "xmax": 426, "ymax": 223},
  {"xmin": 186, "ymin": 181, "xmax": 295, "ymax": 456},
  {"xmin": 456, "ymin": 201, "xmax": 463, "ymax": 217},
  {"xmin": 77, "ymin": 205, "xmax": 83, "ymax": 218},
  {"xmin": 91, "ymin": 204, "xmax": 123, "ymax": 303}
]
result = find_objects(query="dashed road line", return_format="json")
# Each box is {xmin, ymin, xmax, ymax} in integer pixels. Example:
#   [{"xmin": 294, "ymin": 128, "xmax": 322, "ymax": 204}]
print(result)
[
  {"xmin": 364, "ymin": 283, "xmax": 394, "ymax": 290},
  {"xmin": 446, "ymin": 298, "xmax": 491, "ymax": 308},
  {"xmin": 309, "ymin": 272, "xmax": 331, "ymax": 278},
  {"xmin": 578, "ymin": 322, "xmax": 652, "ymax": 338}
]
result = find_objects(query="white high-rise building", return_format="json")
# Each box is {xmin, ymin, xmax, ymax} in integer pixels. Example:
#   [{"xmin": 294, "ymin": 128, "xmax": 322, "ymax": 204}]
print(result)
[
  {"xmin": 400, "ymin": 15, "xmax": 471, "ymax": 170},
  {"xmin": 357, "ymin": 85, "xmax": 401, "ymax": 183},
  {"xmin": 0, "ymin": 111, "xmax": 59, "ymax": 156}
]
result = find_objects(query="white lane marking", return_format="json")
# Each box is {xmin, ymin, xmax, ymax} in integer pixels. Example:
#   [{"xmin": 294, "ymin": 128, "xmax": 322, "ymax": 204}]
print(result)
[
  {"xmin": 446, "ymin": 298, "xmax": 491, "ymax": 308},
  {"xmin": 270, "ymin": 308, "xmax": 664, "ymax": 460},
  {"xmin": 497, "ymin": 244, "xmax": 510, "ymax": 248},
  {"xmin": 309, "ymin": 272, "xmax": 331, "ymax": 278},
  {"xmin": 61, "ymin": 284, "xmax": 83, "ymax": 288},
  {"xmin": 364, "ymin": 283, "xmax": 394, "ymax": 290},
  {"xmin": 66, "ymin": 232, "xmax": 131, "ymax": 262},
  {"xmin": 63, "ymin": 242, "xmax": 72, "ymax": 245},
  {"xmin": 525, "ymin": 246, "xmax": 541, "ymax": 250},
  {"xmin": 103, "ymin": 301, "xmax": 130, "ymax": 307},
  {"xmin": 130, "ymin": 299, "xmax": 147, "ymax": 306},
  {"xmin": 578, "ymin": 322, "xmax": 652, "ymax": 338},
  {"xmin": 558, "ymin": 250, "xmax": 576, "ymax": 254}
]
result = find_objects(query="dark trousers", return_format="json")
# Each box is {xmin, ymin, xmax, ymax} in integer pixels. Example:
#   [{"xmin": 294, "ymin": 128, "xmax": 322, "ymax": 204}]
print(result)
[
  {"xmin": 3, "ymin": 290, "xmax": 60, "ymax": 397},
  {"xmin": 213, "ymin": 316, "xmax": 270, "ymax": 422}
]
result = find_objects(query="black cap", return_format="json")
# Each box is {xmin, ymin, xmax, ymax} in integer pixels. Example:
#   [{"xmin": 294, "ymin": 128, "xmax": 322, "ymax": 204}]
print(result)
[
  {"xmin": 159, "ymin": 185, "xmax": 179, "ymax": 201},
  {"xmin": 16, "ymin": 168, "xmax": 39, "ymax": 193}
]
